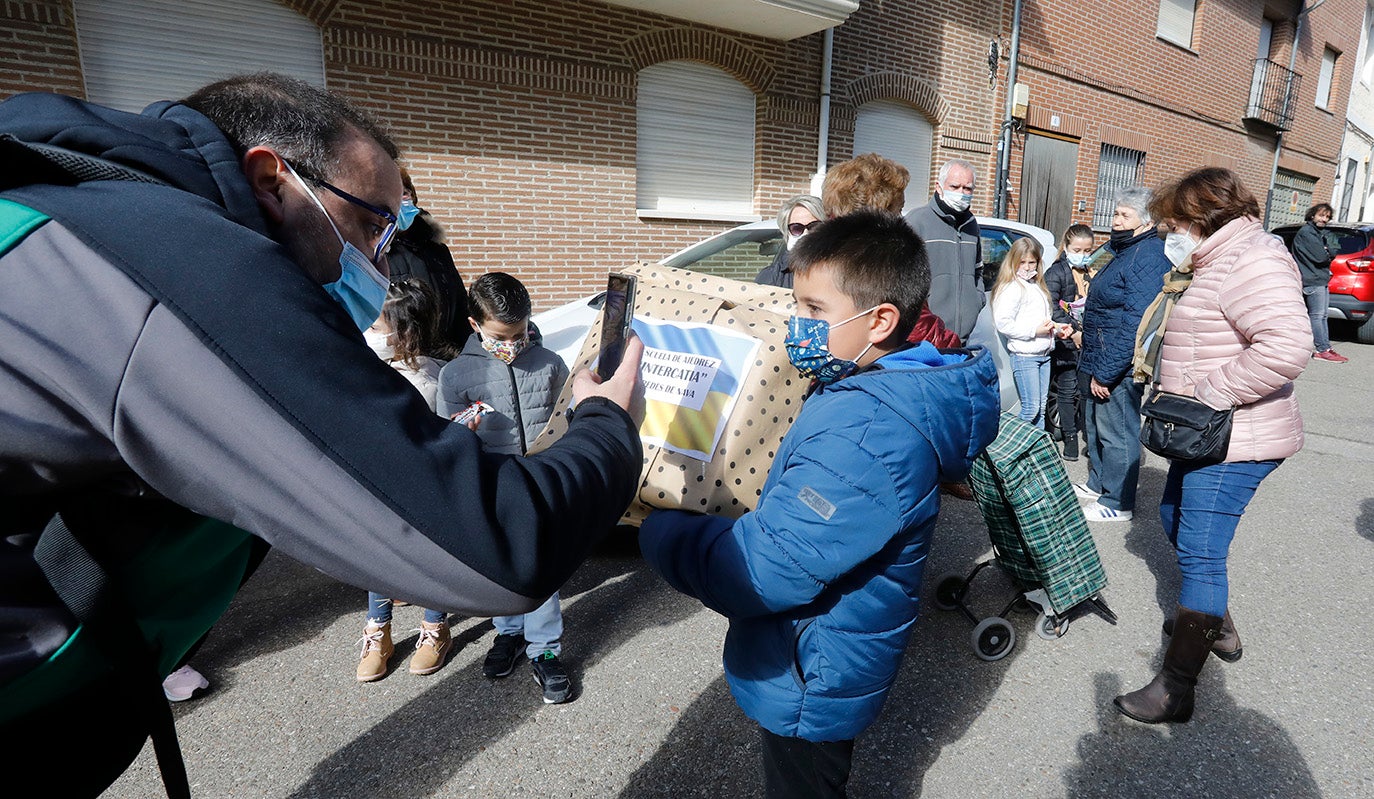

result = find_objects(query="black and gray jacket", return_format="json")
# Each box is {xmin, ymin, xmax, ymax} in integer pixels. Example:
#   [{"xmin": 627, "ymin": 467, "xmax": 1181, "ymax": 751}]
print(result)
[
  {"xmin": 436, "ymin": 328, "xmax": 569, "ymax": 456},
  {"xmin": 1291, "ymin": 220, "xmax": 1335, "ymax": 289},
  {"xmin": 905, "ymin": 195, "xmax": 983, "ymax": 342},
  {"xmin": 0, "ymin": 93, "xmax": 643, "ymax": 688}
]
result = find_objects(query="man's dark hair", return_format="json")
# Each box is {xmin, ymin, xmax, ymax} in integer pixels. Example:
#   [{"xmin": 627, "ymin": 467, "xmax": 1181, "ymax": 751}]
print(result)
[
  {"xmin": 468, "ymin": 272, "xmax": 532, "ymax": 325},
  {"xmin": 182, "ymin": 72, "xmax": 398, "ymax": 183},
  {"xmin": 790, "ymin": 210, "xmax": 930, "ymax": 343},
  {"xmin": 1305, "ymin": 202, "xmax": 1335, "ymax": 222}
]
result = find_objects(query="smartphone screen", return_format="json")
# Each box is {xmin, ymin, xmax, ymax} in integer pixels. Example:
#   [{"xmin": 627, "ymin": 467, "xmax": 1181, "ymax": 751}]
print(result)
[{"xmin": 598, "ymin": 272, "xmax": 637, "ymax": 380}]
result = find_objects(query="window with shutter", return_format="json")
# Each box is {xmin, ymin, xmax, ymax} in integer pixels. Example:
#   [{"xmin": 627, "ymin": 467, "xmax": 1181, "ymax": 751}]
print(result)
[
  {"xmin": 636, "ymin": 61, "xmax": 757, "ymax": 221},
  {"xmin": 1093, "ymin": 144, "xmax": 1146, "ymax": 230},
  {"xmin": 75, "ymin": 0, "xmax": 324, "ymax": 113},
  {"xmin": 852, "ymin": 100, "xmax": 933, "ymax": 211},
  {"xmin": 1317, "ymin": 47, "xmax": 1338, "ymax": 109},
  {"xmin": 1156, "ymin": 0, "xmax": 1197, "ymax": 49}
]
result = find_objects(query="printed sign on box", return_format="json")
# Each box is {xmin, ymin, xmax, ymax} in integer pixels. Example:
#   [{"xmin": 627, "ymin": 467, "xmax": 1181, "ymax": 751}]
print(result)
[{"xmin": 631, "ymin": 316, "xmax": 760, "ymax": 462}]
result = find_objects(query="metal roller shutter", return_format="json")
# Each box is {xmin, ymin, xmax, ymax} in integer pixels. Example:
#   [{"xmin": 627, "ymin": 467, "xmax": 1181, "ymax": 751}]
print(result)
[
  {"xmin": 75, "ymin": 0, "xmax": 325, "ymax": 113},
  {"xmin": 636, "ymin": 61, "xmax": 757, "ymax": 221},
  {"xmin": 852, "ymin": 99, "xmax": 933, "ymax": 211}
]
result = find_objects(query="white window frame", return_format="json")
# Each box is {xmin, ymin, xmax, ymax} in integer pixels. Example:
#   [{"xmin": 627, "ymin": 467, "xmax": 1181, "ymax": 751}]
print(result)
[
  {"xmin": 1363, "ymin": 3, "xmax": 1374, "ymax": 86},
  {"xmin": 1317, "ymin": 46, "xmax": 1338, "ymax": 110},
  {"xmin": 74, "ymin": 0, "xmax": 324, "ymax": 113},
  {"xmin": 852, "ymin": 100, "xmax": 933, "ymax": 212},
  {"xmin": 1157, "ymin": 0, "xmax": 1197, "ymax": 49},
  {"xmin": 635, "ymin": 61, "xmax": 758, "ymax": 222}
]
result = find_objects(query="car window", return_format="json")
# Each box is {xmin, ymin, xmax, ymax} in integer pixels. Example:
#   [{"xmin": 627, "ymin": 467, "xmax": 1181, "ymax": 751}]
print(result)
[
  {"xmin": 979, "ymin": 227, "xmax": 1030, "ymax": 291},
  {"xmin": 665, "ymin": 231, "xmax": 782, "ymax": 282},
  {"xmin": 1085, "ymin": 243, "xmax": 1114, "ymax": 278},
  {"xmin": 1333, "ymin": 230, "xmax": 1369, "ymax": 255}
]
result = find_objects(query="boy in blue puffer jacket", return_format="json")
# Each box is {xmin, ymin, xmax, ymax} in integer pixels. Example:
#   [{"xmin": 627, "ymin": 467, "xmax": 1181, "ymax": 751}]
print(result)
[{"xmin": 640, "ymin": 211, "xmax": 1001, "ymax": 797}]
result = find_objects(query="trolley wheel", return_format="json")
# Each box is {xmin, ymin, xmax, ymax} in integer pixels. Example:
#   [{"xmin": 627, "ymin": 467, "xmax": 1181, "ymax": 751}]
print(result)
[
  {"xmin": 971, "ymin": 617, "xmax": 1016, "ymax": 661},
  {"xmin": 933, "ymin": 573, "xmax": 965, "ymax": 612},
  {"xmin": 1035, "ymin": 612, "xmax": 1070, "ymax": 641}
]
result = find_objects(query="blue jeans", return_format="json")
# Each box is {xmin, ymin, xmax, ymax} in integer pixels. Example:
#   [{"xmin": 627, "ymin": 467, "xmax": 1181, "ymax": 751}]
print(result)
[
  {"xmin": 1303, "ymin": 285, "xmax": 1331, "ymax": 352},
  {"xmin": 1160, "ymin": 459, "xmax": 1281, "ymax": 616},
  {"xmin": 495, "ymin": 592, "xmax": 563, "ymax": 659},
  {"xmin": 366, "ymin": 593, "xmax": 446, "ymax": 625},
  {"xmin": 1080, "ymin": 374, "xmax": 1144, "ymax": 512},
  {"xmin": 1011, "ymin": 353, "xmax": 1051, "ymax": 426}
]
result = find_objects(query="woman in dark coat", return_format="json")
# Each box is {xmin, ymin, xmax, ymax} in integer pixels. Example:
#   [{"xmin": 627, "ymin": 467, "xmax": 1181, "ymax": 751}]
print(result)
[{"xmin": 1043, "ymin": 224, "xmax": 1094, "ymax": 460}]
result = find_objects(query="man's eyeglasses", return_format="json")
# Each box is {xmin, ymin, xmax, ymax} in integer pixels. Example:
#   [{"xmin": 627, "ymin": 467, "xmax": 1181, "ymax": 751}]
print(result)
[
  {"xmin": 308, "ymin": 175, "xmax": 399, "ymax": 265},
  {"xmin": 787, "ymin": 220, "xmax": 822, "ymax": 237}
]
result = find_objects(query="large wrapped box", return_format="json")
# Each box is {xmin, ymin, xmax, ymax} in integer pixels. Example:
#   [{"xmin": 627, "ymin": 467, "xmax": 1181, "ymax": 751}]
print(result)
[{"xmin": 529, "ymin": 263, "xmax": 806, "ymax": 526}]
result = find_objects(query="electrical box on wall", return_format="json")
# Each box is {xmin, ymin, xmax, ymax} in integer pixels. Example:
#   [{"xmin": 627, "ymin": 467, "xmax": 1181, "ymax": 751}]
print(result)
[{"xmin": 1012, "ymin": 83, "xmax": 1029, "ymax": 119}]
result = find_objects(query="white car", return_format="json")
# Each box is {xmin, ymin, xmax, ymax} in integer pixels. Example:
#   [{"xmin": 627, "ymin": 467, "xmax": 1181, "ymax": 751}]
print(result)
[{"xmin": 533, "ymin": 216, "xmax": 1058, "ymax": 412}]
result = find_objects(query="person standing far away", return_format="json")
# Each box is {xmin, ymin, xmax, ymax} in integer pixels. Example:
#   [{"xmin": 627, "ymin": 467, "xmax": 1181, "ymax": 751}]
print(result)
[
  {"xmin": 388, "ymin": 167, "xmax": 472, "ymax": 352},
  {"xmin": 905, "ymin": 158, "xmax": 983, "ymax": 343},
  {"xmin": 1290, "ymin": 202, "xmax": 1348, "ymax": 363},
  {"xmin": 756, "ymin": 194, "xmax": 824, "ymax": 289},
  {"xmin": 1044, "ymin": 224, "xmax": 1094, "ymax": 461},
  {"xmin": 1074, "ymin": 186, "xmax": 1171, "ymax": 523}
]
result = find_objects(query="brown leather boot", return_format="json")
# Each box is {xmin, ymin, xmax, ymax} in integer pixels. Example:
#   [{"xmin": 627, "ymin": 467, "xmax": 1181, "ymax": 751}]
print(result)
[
  {"xmin": 1163, "ymin": 609, "xmax": 1242, "ymax": 662},
  {"xmin": 1115, "ymin": 606, "xmax": 1222, "ymax": 724}
]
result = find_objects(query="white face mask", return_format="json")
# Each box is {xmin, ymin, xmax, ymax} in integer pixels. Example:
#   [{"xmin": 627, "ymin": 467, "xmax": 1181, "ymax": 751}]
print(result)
[
  {"xmin": 1163, "ymin": 225, "xmax": 1201, "ymax": 268},
  {"xmin": 1066, "ymin": 251, "xmax": 1091, "ymax": 268},
  {"xmin": 940, "ymin": 190, "xmax": 973, "ymax": 212},
  {"xmin": 1016, "ymin": 262, "xmax": 1039, "ymax": 282}
]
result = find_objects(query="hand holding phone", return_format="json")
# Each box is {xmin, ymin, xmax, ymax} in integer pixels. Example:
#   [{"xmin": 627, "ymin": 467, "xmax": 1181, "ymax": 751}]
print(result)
[
  {"xmin": 450, "ymin": 400, "xmax": 493, "ymax": 426},
  {"xmin": 597, "ymin": 273, "xmax": 637, "ymax": 381}
]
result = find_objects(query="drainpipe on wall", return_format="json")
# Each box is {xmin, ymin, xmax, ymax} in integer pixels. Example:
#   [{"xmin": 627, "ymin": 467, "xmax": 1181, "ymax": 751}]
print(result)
[
  {"xmin": 811, "ymin": 27, "xmax": 834, "ymax": 196},
  {"xmin": 994, "ymin": 0, "xmax": 1025, "ymax": 220},
  {"xmin": 1265, "ymin": 0, "xmax": 1324, "ymax": 227}
]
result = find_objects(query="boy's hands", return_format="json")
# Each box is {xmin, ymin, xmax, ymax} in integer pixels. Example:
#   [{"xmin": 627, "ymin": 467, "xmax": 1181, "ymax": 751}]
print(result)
[{"xmin": 572, "ymin": 334, "xmax": 645, "ymax": 424}]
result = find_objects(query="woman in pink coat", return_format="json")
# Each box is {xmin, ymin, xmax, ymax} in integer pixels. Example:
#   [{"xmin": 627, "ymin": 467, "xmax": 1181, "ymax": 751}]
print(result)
[{"xmin": 1114, "ymin": 168, "xmax": 1311, "ymax": 725}]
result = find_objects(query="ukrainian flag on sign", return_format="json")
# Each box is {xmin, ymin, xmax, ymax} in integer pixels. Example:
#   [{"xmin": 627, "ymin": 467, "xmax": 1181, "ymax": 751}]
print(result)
[{"xmin": 632, "ymin": 317, "xmax": 761, "ymax": 461}]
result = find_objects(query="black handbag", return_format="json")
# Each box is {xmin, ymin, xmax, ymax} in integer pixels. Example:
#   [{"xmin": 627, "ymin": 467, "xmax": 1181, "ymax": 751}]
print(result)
[{"xmin": 1139, "ymin": 389, "xmax": 1233, "ymax": 464}]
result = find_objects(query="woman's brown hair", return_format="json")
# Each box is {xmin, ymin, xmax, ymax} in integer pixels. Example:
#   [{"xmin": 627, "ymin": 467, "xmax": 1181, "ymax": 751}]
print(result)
[{"xmin": 1149, "ymin": 167, "xmax": 1260, "ymax": 237}]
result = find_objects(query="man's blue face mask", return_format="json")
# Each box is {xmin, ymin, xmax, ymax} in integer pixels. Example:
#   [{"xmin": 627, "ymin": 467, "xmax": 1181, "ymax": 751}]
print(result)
[
  {"xmin": 285, "ymin": 161, "xmax": 389, "ymax": 332},
  {"xmin": 783, "ymin": 306, "xmax": 877, "ymax": 385},
  {"xmin": 397, "ymin": 199, "xmax": 420, "ymax": 231}
]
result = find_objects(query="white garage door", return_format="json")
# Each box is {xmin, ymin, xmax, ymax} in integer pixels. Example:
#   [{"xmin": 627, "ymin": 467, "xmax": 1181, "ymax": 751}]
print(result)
[{"xmin": 75, "ymin": 0, "xmax": 325, "ymax": 112}]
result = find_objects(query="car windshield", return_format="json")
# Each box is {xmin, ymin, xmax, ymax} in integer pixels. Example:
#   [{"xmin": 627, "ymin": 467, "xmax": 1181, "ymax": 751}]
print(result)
[{"xmin": 661, "ymin": 228, "xmax": 782, "ymax": 281}]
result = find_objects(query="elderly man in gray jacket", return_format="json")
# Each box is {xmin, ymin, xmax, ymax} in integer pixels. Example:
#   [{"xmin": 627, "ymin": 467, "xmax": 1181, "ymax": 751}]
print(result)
[{"xmin": 905, "ymin": 159, "xmax": 983, "ymax": 343}]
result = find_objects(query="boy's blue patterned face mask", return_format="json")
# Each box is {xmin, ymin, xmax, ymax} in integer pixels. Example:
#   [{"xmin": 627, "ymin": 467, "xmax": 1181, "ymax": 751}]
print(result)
[{"xmin": 783, "ymin": 307, "xmax": 876, "ymax": 385}]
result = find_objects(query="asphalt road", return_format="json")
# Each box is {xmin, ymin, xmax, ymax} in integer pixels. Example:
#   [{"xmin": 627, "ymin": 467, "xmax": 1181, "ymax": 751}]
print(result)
[{"xmin": 105, "ymin": 334, "xmax": 1374, "ymax": 799}]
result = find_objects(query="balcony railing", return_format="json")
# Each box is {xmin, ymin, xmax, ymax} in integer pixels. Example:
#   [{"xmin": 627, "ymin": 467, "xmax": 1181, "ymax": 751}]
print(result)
[{"xmin": 1245, "ymin": 58, "xmax": 1300, "ymax": 131}]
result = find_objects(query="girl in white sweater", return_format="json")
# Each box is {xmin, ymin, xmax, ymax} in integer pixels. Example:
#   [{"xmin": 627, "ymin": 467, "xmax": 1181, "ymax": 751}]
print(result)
[{"xmin": 991, "ymin": 237, "xmax": 1065, "ymax": 425}]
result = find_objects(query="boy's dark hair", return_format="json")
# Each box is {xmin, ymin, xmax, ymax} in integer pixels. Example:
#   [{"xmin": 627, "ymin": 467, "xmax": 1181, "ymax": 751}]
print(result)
[
  {"xmin": 790, "ymin": 210, "xmax": 930, "ymax": 343},
  {"xmin": 468, "ymin": 272, "xmax": 532, "ymax": 325},
  {"xmin": 182, "ymin": 72, "xmax": 398, "ymax": 184}
]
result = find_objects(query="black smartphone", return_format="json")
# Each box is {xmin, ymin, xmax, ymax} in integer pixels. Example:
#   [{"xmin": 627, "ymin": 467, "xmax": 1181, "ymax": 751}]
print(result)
[{"xmin": 597, "ymin": 272, "xmax": 637, "ymax": 380}]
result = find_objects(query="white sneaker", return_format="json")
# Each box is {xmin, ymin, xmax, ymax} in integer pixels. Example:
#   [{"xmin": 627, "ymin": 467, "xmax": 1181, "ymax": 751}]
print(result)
[
  {"xmin": 1072, "ymin": 482, "xmax": 1101, "ymax": 501},
  {"xmin": 1082, "ymin": 501, "xmax": 1132, "ymax": 522},
  {"xmin": 163, "ymin": 664, "xmax": 210, "ymax": 702}
]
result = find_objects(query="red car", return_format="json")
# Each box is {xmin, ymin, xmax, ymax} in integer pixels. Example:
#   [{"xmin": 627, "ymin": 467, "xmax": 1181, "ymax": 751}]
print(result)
[{"xmin": 1275, "ymin": 223, "xmax": 1374, "ymax": 344}]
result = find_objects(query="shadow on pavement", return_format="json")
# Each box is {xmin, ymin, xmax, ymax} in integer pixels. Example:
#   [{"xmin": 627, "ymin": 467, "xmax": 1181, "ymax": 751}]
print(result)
[
  {"xmin": 618, "ymin": 494, "xmax": 1031, "ymax": 797},
  {"xmin": 1357, "ymin": 498, "xmax": 1374, "ymax": 543},
  {"xmin": 1122, "ymin": 463, "xmax": 1182, "ymax": 619},
  {"xmin": 1062, "ymin": 671, "xmax": 1319, "ymax": 798},
  {"xmin": 278, "ymin": 554, "xmax": 700, "ymax": 799}
]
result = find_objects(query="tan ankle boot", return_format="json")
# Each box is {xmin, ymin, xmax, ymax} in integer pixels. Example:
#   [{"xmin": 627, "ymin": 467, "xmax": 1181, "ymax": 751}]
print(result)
[
  {"xmin": 409, "ymin": 618, "xmax": 452, "ymax": 675},
  {"xmin": 356, "ymin": 622, "xmax": 393, "ymax": 682}
]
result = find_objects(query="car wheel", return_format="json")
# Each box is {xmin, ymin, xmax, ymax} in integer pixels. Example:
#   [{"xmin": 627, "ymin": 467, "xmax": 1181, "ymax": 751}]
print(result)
[{"xmin": 1357, "ymin": 317, "xmax": 1374, "ymax": 346}]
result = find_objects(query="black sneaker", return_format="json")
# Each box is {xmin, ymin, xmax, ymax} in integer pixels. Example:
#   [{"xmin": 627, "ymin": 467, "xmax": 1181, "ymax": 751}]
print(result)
[
  {"xmin": 482, "ymin": 633, "xmax": 526, "ymax": 678},
  {"xmin": 531, "ymin": 651, "xmax": 571, "ymax": 704}
]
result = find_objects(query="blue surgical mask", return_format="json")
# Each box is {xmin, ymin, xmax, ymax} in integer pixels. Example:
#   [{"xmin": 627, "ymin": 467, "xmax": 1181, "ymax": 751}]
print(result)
[
  {"xmin": 784, "ymin": 306, "xmax": 878, "ymax": 385},
  {"xmin": 286, "ymin": 163, "xmax": 389, "ymax": 332},
  {"xmin": 1066, "ymin": 251, "xmax": 1091, "ymax": 268},
  {"xmin": 397, "ymin": 199, "xmax": 420, "ymax": 231}
]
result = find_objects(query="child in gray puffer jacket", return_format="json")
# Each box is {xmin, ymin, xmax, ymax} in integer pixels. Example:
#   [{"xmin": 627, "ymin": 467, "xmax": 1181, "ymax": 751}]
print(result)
[{"xmin": 436, "ymin": 272, "xmax": 575, "ymax": 703}]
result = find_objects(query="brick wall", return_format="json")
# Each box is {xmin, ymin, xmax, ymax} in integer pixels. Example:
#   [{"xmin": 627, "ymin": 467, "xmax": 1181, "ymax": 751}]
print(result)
[
  {"xmin": 0, "ymin": 0, "xmax": 1362, "ymax": 308},
  {"xmin": 1003, "ymin": 0, "xmax": 1364, "ymax": 239}
]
